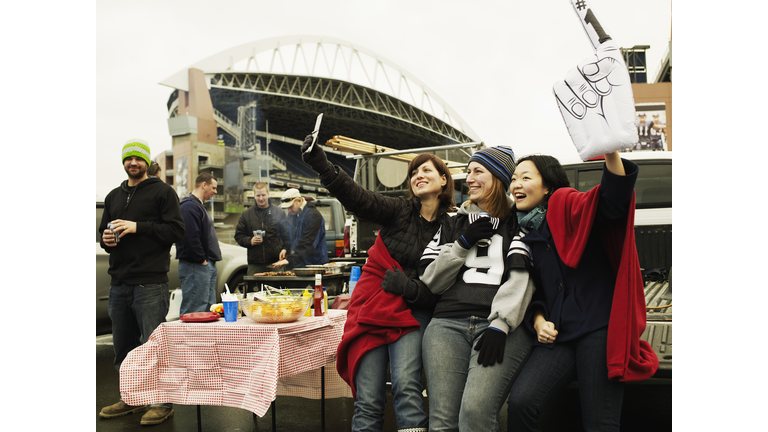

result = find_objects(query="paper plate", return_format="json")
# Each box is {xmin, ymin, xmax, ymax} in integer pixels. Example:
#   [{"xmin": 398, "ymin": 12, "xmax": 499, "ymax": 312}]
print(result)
[{"xmin": 180, "ymin": 312, "xmax": 221, "ymax": 323}]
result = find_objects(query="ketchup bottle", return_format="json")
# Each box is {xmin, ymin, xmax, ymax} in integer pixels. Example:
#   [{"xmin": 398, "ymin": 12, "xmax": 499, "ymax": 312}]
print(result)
[{"xmin": 313, "ymin": 273, "xmax": 325, "ymax": 316}]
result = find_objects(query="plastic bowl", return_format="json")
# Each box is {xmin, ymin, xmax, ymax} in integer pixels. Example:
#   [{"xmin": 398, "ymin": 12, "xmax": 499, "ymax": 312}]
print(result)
[{"xmin": 241, "ymin": 296, "xmax": 311, "ymax": 323}]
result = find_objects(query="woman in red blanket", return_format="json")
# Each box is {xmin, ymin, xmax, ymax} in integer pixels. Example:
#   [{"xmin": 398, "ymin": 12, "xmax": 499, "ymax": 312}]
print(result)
[
  {"xmin": 505, "ymin": 151, "xmax": 658, "ymax": 431},
  {"xmin": 300, "ymin": 134, "xmax": 455, "ymax": 432}
]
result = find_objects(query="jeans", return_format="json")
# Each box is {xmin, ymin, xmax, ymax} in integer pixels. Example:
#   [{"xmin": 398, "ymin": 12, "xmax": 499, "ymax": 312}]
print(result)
[
  {"xmin": 352, "ymin": 308, "xmax": 431, "ymax": 432},
  {"xmin": 178, "ymin": 260, "xmax": 218, "ymax": 316},
  {"xmin": 108, "ymin": 282, "xmax": 172, "ymax": 409},
  {"xmin": 506, "ymin": 327, "xmax": 624, "ymax": 432},
  {"xmin": 422, "ymin": 316, "xmax": 533, "ymax": 432}
]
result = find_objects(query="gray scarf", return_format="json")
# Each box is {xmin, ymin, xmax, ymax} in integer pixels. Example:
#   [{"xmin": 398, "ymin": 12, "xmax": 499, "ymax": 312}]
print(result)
[{"xmin": 517, "ymin": 205, "xmax": 547, "ymax": 232}]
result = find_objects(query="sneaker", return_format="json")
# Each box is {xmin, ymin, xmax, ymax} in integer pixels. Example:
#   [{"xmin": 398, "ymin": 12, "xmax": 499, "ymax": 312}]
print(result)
[
  {"xmin": 140, "ymin": 407, "xmax": 174, "ymax": 426},
  {"xmin": 99, "ymin": 400, "xmax": 148, "ymax": 418}
]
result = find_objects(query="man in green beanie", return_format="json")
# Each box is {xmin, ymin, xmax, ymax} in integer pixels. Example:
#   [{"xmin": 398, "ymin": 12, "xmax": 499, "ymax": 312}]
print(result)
[{"xmin": 98, "ymin": 139, "xmax": 185, "ymax": 426}]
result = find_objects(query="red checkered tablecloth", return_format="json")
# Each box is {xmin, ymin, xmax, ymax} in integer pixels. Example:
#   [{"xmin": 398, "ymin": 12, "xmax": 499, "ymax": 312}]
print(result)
[{"xmin": 119, "ymin": 309, "xmax": 352, "ymax": 417}]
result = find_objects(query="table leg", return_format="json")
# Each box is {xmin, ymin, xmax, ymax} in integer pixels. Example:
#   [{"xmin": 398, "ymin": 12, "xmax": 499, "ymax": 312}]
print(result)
[
  {"xmin": 271, "ymin": 400, "xmax": 276, "ymax": 432},
  {"xmin": 197, "ymin": 405, "xmax": 202, "ymax": 432},
  {"xmin": 321, "ymin": 366, "xmax": 326, "ymax": 432}
]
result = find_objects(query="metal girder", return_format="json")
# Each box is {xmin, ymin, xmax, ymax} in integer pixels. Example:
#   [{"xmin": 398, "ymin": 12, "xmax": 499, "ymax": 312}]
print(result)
[{"xmin": 209, "ymin": 72, "xmax": 473, "ymax": 145}]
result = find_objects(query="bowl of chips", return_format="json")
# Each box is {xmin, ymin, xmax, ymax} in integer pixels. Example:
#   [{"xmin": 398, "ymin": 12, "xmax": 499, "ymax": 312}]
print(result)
[{"xmin": 241, "ymin": 295, "xmax": 311, "ymax": 323}]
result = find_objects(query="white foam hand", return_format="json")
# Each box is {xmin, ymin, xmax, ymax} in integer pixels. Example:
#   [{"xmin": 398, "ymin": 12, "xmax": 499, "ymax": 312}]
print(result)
[{"xmin": 553, "ymin": 0, "xmax": 638, "ymax": 161}]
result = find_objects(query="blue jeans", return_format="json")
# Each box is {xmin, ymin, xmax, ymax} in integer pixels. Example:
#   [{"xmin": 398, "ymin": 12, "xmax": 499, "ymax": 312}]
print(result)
[
  {"xmin": 108, "ymin": 282, "xmax": 170, "ymax": 373},
  {"xmin": 108, "ymin": 282, "xmax": 172, "ymax": 409},
  {"xmin": 178, "ymin": 260, "xmax": 218, "ymax": 316},
  {"xmin": 352, "ymin": 308, "xmax": 431, "ymax": 432},
  {"xmin": 422, "ymin": 316, "xmax": 533, "ymax": 432},
  {"xmin": 506, "ymin": 327, "xmax": 624, "ymax": 432}
]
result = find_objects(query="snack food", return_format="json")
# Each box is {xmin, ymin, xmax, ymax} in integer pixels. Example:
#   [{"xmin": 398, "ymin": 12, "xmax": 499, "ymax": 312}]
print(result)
[{"xmin": 241, "ymin": 296, "xmax": 311, "ymax": 323}]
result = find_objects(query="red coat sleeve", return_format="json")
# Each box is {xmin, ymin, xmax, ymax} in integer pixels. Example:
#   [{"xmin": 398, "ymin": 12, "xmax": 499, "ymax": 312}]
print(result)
[{"xmin": 549, "ymin": 187, "xmax": 658, "ymax": 381}]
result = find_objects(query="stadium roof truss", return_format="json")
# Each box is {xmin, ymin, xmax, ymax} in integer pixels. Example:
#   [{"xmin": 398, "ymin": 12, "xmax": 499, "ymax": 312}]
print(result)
[
  {"xmin": 160, "ymin": 35, "xmax": 481, "ymax": 145},
  {"xmin": 208, "ymin": 71, "xmax": 471, "ymax": 143}
]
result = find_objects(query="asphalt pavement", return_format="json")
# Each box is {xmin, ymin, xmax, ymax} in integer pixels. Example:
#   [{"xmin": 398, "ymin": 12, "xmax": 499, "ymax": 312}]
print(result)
[{"xmin": 96, "ymin": 335, "xmax": 671, "ymax": 431}]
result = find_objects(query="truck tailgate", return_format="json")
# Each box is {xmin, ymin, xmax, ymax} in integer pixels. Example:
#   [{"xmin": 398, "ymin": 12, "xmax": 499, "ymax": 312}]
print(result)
[{"xmin": 642, "ymin": 280, "xmax": 672, "ymax": 378}]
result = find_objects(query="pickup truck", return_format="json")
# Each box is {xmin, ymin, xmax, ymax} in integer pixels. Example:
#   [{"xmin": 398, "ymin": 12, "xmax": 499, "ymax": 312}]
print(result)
[
  {"xmin": 560, "ymin": 151, "xmax": 672, "ymax": 379},
  {"xmin": 307, "ymin": 197, "xmax": 350, "ymax": 260}
]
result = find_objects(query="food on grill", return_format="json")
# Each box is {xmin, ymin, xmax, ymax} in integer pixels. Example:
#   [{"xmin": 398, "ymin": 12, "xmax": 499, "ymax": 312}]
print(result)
[{"xmin": 253, "ymin": 271, "xmax": 296, "ymax": 276}]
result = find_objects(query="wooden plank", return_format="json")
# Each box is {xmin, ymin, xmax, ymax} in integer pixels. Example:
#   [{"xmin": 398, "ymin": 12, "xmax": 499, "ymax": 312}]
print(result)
[{"xmin": 325, "ymin": 135, "xmax": 466, "ymax": 175}]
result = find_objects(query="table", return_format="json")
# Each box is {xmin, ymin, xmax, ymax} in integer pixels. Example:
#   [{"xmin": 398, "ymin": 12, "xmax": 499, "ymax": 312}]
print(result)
[
  {"xmin": 119, "ymin": 310, "xmax": 352, "ymax": 425},
  {"xmin": 245, "ymin": 273, "xmax": 344, "ymax": 295}
]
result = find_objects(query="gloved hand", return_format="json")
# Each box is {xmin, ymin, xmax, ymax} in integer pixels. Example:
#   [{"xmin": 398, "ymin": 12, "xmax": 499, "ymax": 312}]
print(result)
[
  {"xmin": 381, "ymin": 265, "xmax": 416, "ymax": 297},
  {"xmin": 457, "ymin": 216, "xmax": 494, "ymax": 249},
  {"xmin": 474, "ymin": 327, "xmax": 506, "ymax": 367},
  {"xmin": 300, "ymin": 134, "xmax": 334, "ymax": 178}
]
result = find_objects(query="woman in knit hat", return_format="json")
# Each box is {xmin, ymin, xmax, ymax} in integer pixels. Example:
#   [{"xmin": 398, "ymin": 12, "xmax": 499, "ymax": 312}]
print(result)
[{"xmin": 418, "ymin": 145, "xmax": 536, "ymax": 432}]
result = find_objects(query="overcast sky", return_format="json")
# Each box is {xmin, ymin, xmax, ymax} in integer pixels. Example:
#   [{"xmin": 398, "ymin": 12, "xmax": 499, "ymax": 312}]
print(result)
[{"xmin": 94, "ymin": 0, "xmax": 672, "ymax": 201}]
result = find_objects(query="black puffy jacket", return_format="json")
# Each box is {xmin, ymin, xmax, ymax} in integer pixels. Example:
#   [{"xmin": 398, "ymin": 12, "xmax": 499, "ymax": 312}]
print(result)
[{"xmin": 321, "ymin": 166, "xmax": 448, "ymax": 310}]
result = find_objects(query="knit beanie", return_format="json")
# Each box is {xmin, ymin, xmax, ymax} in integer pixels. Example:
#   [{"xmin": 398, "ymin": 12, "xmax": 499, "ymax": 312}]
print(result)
[
  {"xmin": 468, "ymin": 146, "xmax": 516, "ymax": 189},
  {"xmin": 122, "ymin": 139, "xmax": 151, "ymax": 166}
]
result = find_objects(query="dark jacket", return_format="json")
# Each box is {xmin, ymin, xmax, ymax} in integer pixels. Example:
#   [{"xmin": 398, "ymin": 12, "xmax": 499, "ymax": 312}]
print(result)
[
  {"xmin": 321, "ymin": 166, "xmax": 446, "ymax": 310},
  {"xmin": 234, "ymin": 203, "xmax": 291, "ymax": 265},
  {"xmin": 99, "ymin": 177, "xmax": 185, "ymax": 285},
  {"xmin": 176, "ymin": 194, "xmax": 222, "ymax": 264},
  {"xmin": 521, "ymin": 159, "xmax": 639, "ymax": 345},
  {"xmin": 285, "ymin": 202, "xmax": 328, "ymax": 268}
]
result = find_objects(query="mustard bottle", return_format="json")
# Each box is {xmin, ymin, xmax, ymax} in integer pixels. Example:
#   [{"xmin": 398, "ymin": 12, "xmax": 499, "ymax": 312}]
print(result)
[{"xmin": 302, "ymin": 288, "xmax": 312, "ymax": 317}]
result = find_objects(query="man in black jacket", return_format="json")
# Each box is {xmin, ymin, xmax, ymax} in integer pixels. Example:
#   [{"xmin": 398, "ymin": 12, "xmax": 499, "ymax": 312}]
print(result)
[
  {"xmin": 234, "ymin": 182, "xmax": 291, "ymax": 275},
  {"xmin": 271, "ymin": 188, "xmax": 328, "ymax": 269},
  {"xmin": 98, "ymin": 139, "xmax": 185, "ymax": 426},
  {"xmin": 176, "ymin": 172, "xmax": 222, "ymax": 315}
]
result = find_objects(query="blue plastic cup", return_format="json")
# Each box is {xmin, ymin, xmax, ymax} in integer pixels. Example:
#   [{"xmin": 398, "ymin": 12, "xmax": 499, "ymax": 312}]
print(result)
[
  {"xmin": 349, "ymin": 266, "xmax": 362, "ymax": 295},
  {"xmin": 223, "ymin": 300, "xmax": 239, "ymax": 322},
  {"xmin": 350, "ymin": 266, "xmax": 361, "ymax": 282}
]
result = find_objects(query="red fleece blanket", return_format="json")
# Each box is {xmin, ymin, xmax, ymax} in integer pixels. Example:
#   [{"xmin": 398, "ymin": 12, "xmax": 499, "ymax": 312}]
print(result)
[
  {"xmin": 548, "ymin": 186, "xmax": 659, "ymax": 382},
  {"xmin": 336, "ymin": 235, "xmax": 420, "ymax": 398}
]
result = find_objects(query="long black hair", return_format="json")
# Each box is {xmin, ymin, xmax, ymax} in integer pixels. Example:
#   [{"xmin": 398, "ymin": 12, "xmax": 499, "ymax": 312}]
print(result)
[{"xmin": 516, "ymin": 155, "xmax": 570, "ymax": 208}]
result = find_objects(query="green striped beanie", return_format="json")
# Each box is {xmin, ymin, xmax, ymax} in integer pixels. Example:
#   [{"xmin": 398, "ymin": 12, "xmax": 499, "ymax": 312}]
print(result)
[{"xmin": 122, "ymin": 139, "xmax": 151, "ymax": 165}]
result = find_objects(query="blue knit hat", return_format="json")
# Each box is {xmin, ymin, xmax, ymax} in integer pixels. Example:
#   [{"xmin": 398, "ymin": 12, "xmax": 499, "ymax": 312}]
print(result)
[{"xmin": 468, "ymin": 146, "xmax": 516, "ymax": 189}]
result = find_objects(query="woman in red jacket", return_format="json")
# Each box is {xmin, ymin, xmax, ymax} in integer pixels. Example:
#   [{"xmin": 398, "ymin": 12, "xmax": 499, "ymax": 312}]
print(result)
[
  {"xmin": 506, "ymin": 151, "xmax": 657, "ymax": 431},
  {"xmin": 300, "ymin": 134, "xmax": 455, "ymax": 432}
]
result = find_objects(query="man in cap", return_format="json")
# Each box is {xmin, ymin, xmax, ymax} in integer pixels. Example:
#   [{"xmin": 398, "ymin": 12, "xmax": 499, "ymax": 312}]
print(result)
[
  {"xmin": 176, "ymin": 172, "xmax": 222, "ymax": 315},
  {"xmin": 234, "ymin": 182, "xmax": 292, "ymax": 275},
  {"xmin": 98, "ymin": 139, "xmax": 185, "ymax": 426},
  {"xmin": 271, "ymin": 188, "xmax": 328, "ymax": 269}
]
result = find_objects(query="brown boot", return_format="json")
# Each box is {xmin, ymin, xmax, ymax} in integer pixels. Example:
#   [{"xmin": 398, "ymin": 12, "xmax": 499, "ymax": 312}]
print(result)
[
  {"xmin": 99, "ymin": 400, "xmax": 148, "ymax": 418},
  {"xmin": 140, "ymin": 406, "xmax": 174, "ymax": 426}
]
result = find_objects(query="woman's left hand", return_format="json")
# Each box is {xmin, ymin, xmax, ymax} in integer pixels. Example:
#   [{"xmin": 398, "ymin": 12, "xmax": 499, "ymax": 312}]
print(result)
[{"xmin": 535, "ymin": 320, "xmax": 558, "ymax": 344}]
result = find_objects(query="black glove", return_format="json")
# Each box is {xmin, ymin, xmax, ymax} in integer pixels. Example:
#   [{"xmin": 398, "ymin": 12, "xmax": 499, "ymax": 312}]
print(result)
[
  {"xmin": 457, "ymin": 217, "xmax": 494, "ymax": 249},
  {"xmin": 381, "ymin": 265, "xmax": 416, "ymax": 297},
  {"xmin": 474, "ymin": 327, "xmax": 506, "ymax": 367},
  {"xmin": 300, "ymin": 134, "xmax": 334, "ymax": 178}
]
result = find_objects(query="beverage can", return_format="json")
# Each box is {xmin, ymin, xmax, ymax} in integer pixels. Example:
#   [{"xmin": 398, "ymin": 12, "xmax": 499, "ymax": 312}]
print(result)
[{"xmin": 107, "ymin": 223, "xmax": 120, "ymax": 244}]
